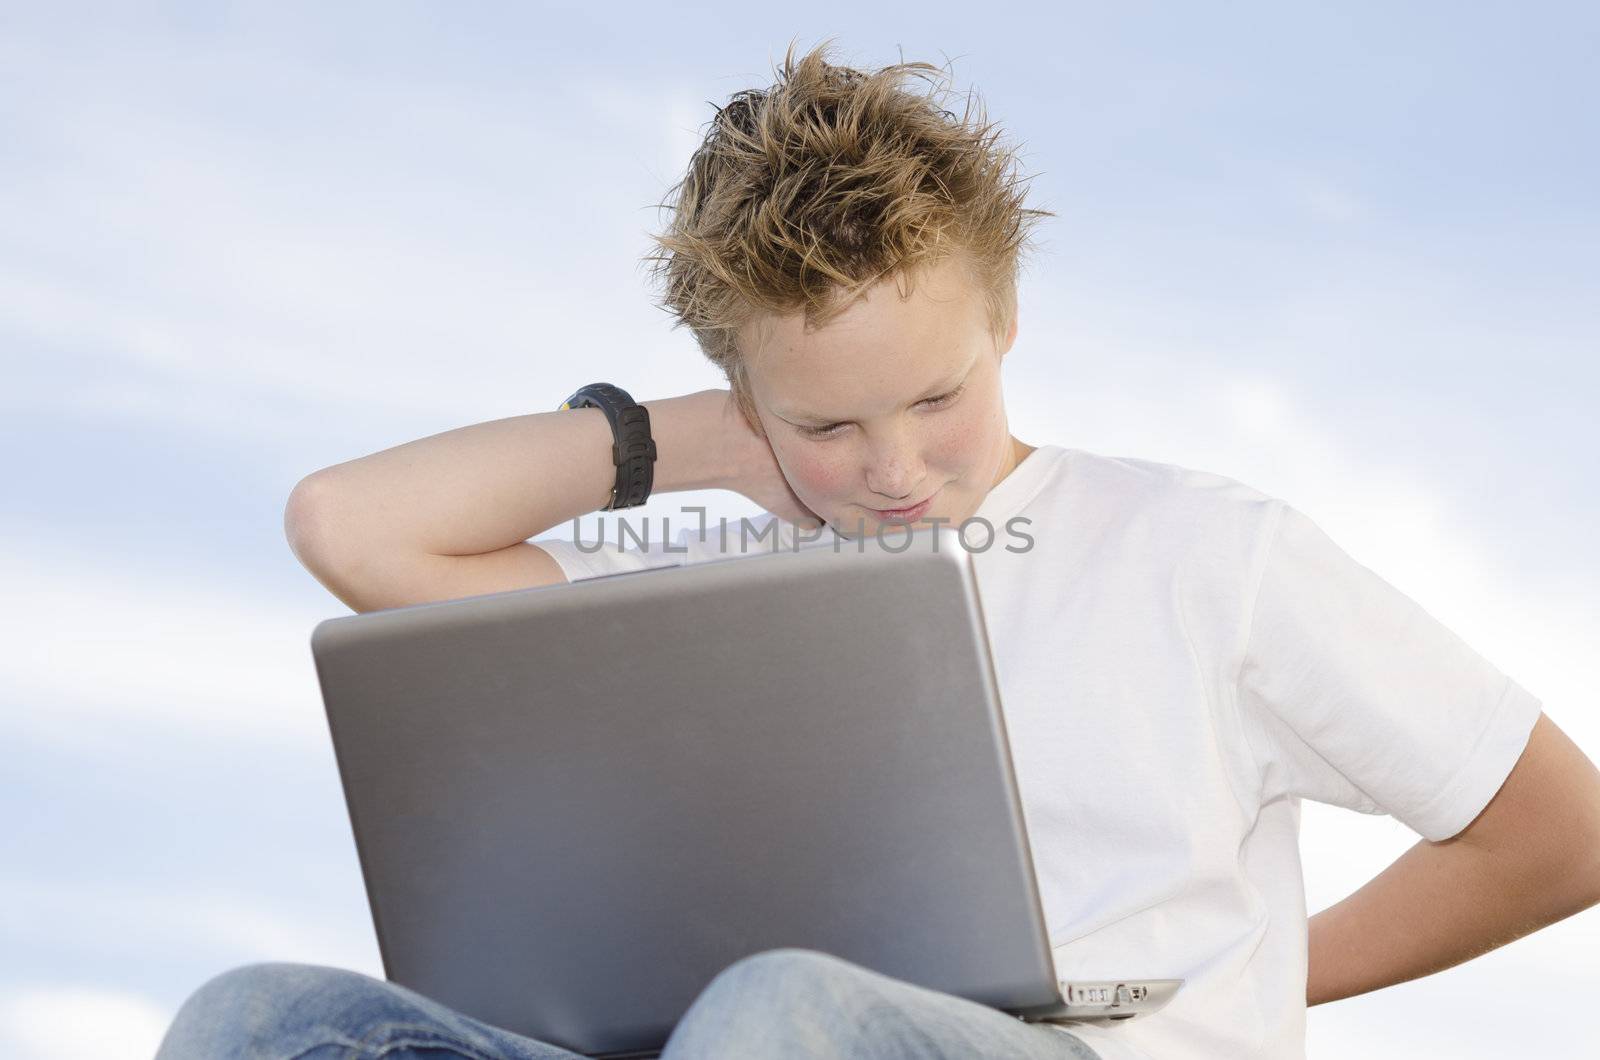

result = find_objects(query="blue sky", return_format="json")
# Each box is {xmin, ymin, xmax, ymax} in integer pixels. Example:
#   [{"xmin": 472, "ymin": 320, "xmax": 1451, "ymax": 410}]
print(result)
[{"xmin": 2, "ymin": 3, "xmax": 1596, "ymax": 1057}]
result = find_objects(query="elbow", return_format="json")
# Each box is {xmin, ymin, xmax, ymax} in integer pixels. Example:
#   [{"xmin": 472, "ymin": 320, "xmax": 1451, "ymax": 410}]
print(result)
[
  {"xmin": 284, "ymin": 471, "xmax": 347, "ymax": 576},
  {"xmin": 284, "ymin": 472, "xmax": 376, "ymax": 613},
  {"xmin": 287, "ymin": 472, "xmax": 430, "ymax": 615}
]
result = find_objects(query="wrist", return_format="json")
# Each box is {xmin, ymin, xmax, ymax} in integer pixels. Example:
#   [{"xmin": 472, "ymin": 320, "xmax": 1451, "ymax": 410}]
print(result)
[{"xmin": 638, "ymin": 388, "xmax": 745, "ymax": 495}]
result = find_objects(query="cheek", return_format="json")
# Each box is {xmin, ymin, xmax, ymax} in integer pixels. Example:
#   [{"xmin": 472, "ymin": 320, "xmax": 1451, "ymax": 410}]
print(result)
[
  {"xmin": 926, "ymin": 424, "xmax": 974, "ymax": 468},
  {"xmin": 774, "ymin": 441, "xmax": 855, "ymax": 498},
  {"xmin": 929, "ymin": 402, "xmax": 993, "ymax": 469}
]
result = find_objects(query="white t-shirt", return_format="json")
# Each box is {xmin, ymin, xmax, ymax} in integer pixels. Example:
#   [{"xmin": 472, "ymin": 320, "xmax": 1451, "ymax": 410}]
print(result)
[{"xmin": 534, "ymin": 444, "xmax": 1543, "ymax": 1060}]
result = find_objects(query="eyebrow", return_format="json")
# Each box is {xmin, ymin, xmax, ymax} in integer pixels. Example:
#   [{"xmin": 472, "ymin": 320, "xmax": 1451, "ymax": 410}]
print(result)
[{"xmin": 779, "ymin": 358, "xmax": 975, "ymax": 425}]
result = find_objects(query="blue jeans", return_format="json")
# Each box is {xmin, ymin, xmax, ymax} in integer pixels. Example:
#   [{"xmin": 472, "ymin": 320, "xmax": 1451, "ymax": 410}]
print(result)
[{"xmin": 154, "ymin": 947, "xmax": 1104, "ymax": 1059}]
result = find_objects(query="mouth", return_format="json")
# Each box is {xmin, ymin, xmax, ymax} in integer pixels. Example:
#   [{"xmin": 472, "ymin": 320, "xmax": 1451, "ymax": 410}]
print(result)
[{"xmin": 864, "ymin": 490, "xmax": 938, "ymax": 522}]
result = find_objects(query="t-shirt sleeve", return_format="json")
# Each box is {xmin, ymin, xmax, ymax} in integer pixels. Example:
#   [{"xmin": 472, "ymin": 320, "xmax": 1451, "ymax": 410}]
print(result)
[
  {"xmin": 532, "ymin": 512, "xmax": 785, "ymax": 583},
  {"xmin": 1236, "ymin": 501, "xmax": 1543, "ymax": 842}
]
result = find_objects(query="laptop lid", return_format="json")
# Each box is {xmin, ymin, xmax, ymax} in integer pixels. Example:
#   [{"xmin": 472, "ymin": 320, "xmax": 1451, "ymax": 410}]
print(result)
[{"xmin": 310, "ymin": 525, "xmax": 1155, "ymax": 1057}]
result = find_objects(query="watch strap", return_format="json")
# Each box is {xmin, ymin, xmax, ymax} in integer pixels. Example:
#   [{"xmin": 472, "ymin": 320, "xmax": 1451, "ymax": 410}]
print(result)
[{"xmin": 558, "ymin": 383, "xmax": 657, "ymax": 510}]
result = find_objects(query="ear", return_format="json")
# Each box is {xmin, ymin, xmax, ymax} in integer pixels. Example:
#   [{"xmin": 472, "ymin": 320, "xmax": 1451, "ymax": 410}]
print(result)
[{"xmin": 1000, "ymin": 313, "xmax": 1018, "ymax": 358}]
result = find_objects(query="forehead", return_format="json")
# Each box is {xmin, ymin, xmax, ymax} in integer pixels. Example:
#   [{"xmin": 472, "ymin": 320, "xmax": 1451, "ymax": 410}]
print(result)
[{"xmin": 740, "ymin": 254, "xmax": 986, "ymax": 401}]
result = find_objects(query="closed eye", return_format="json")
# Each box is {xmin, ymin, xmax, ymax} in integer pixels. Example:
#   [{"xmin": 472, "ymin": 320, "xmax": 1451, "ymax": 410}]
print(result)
[{"xmin": 796, "ymin": 383, "xmax": 967, "ymax": 439}]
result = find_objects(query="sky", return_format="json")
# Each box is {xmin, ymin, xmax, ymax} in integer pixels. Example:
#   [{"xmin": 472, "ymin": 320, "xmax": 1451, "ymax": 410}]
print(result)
[{"xmin": 2, "ymin": 2, "xmax": 1596, "ymax": 1057}]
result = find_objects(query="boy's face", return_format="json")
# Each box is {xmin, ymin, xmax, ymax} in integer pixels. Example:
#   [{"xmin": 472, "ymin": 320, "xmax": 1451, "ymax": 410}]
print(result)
[{"xmin": 739, "ymin": 252, "xmax": 1028, "ymax": 537}]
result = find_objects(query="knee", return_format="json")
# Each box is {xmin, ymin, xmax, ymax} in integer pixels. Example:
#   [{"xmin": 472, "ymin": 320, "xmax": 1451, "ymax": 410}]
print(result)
[
  {"xmin": 666, "ymin": 949, "xmax": 904, "ymax": 1057},
  {"xmin": 156, "ymin": 962, "xmax": 387, "ymax": 1059},
  {"xmin": 712, "ymin": 948, "xmax": 858, "ymax": 992},
  {"xmin": 690, "ymin": 948, "xmax": 875, "ymax": 1023}
]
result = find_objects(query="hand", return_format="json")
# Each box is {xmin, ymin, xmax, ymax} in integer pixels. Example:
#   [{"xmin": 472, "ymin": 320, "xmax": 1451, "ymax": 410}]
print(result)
[{"xmin": 716, "ymin": 390, "xmax": 827, "ymax": 530}]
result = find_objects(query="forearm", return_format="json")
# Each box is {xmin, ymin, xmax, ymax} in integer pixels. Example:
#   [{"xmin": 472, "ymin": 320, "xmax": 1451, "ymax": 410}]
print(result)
[
  {"xmin": 1305, "ymin": 833, "xmax": 1600, "ymax": 1006},
  {"xmin": 288, "ymin": 387, "xmax": 737, "ymax": 561}
]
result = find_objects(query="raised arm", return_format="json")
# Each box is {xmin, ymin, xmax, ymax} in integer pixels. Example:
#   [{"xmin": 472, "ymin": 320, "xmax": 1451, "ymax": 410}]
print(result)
[{"xmin": 284, "ymin": 388, "xmax": 746, "ymax": 613}]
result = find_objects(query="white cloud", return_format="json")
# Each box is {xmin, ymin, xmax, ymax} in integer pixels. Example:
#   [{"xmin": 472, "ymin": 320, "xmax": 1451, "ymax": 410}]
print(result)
[
  {"xmin": 1, "ymin": 29, "xmax": 702, "ymax": 448},
  {"xmin": 0, "ymin": 987, "xmax": 170, "ymax": 1060},
  {"xmin": 0, "ymin": 875, "xmax": 379, "ymax": 976},
  {"xmin": 0, "ymin": 521, "xmax": 332, "ymax": 749},
  {"xmin": 1221, "ymin": 377, "xmax": 1293, "ymax": 434},
  {"xmin": 571, "ymin": 75, "xmax": 707, "ymax": 188},
  {"xmin": 1299, "ymin": 176, "xmax": 1367, "ymax": 223}
]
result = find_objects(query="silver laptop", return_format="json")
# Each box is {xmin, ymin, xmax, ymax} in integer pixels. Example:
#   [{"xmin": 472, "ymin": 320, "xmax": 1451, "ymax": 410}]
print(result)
[{"xmin": 309, "ymin": 524, "xmax": 1181, "ymax": 1058}]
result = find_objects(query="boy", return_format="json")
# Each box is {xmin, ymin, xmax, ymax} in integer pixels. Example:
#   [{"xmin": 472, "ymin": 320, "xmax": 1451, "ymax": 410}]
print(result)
[{"xmin": 162, "ymin": 38, "xmax": 1600, "ymax": 1060}]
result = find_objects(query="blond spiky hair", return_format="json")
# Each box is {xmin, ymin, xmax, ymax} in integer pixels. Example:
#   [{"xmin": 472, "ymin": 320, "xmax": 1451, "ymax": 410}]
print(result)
[{"xmin": 641, "ymin": 36, "xmax": 1055, "ymax": 427}]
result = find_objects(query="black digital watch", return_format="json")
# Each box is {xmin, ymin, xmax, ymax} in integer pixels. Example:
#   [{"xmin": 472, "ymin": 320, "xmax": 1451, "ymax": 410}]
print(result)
[{"xmin": 557, "ymin": 382, "xmax": 657, "ymax": 511}]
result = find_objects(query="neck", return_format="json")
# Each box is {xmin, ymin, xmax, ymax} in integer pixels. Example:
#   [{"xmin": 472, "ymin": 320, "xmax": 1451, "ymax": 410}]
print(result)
[{"xmin": 999, "ymin": 436, "xmax": 1035, "ymax": 486}]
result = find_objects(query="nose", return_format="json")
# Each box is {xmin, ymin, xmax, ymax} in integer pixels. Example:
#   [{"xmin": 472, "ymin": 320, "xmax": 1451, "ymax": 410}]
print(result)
[{"xmin": 864, "ymin": 434, "xmax": 927, "ymax": 503}]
